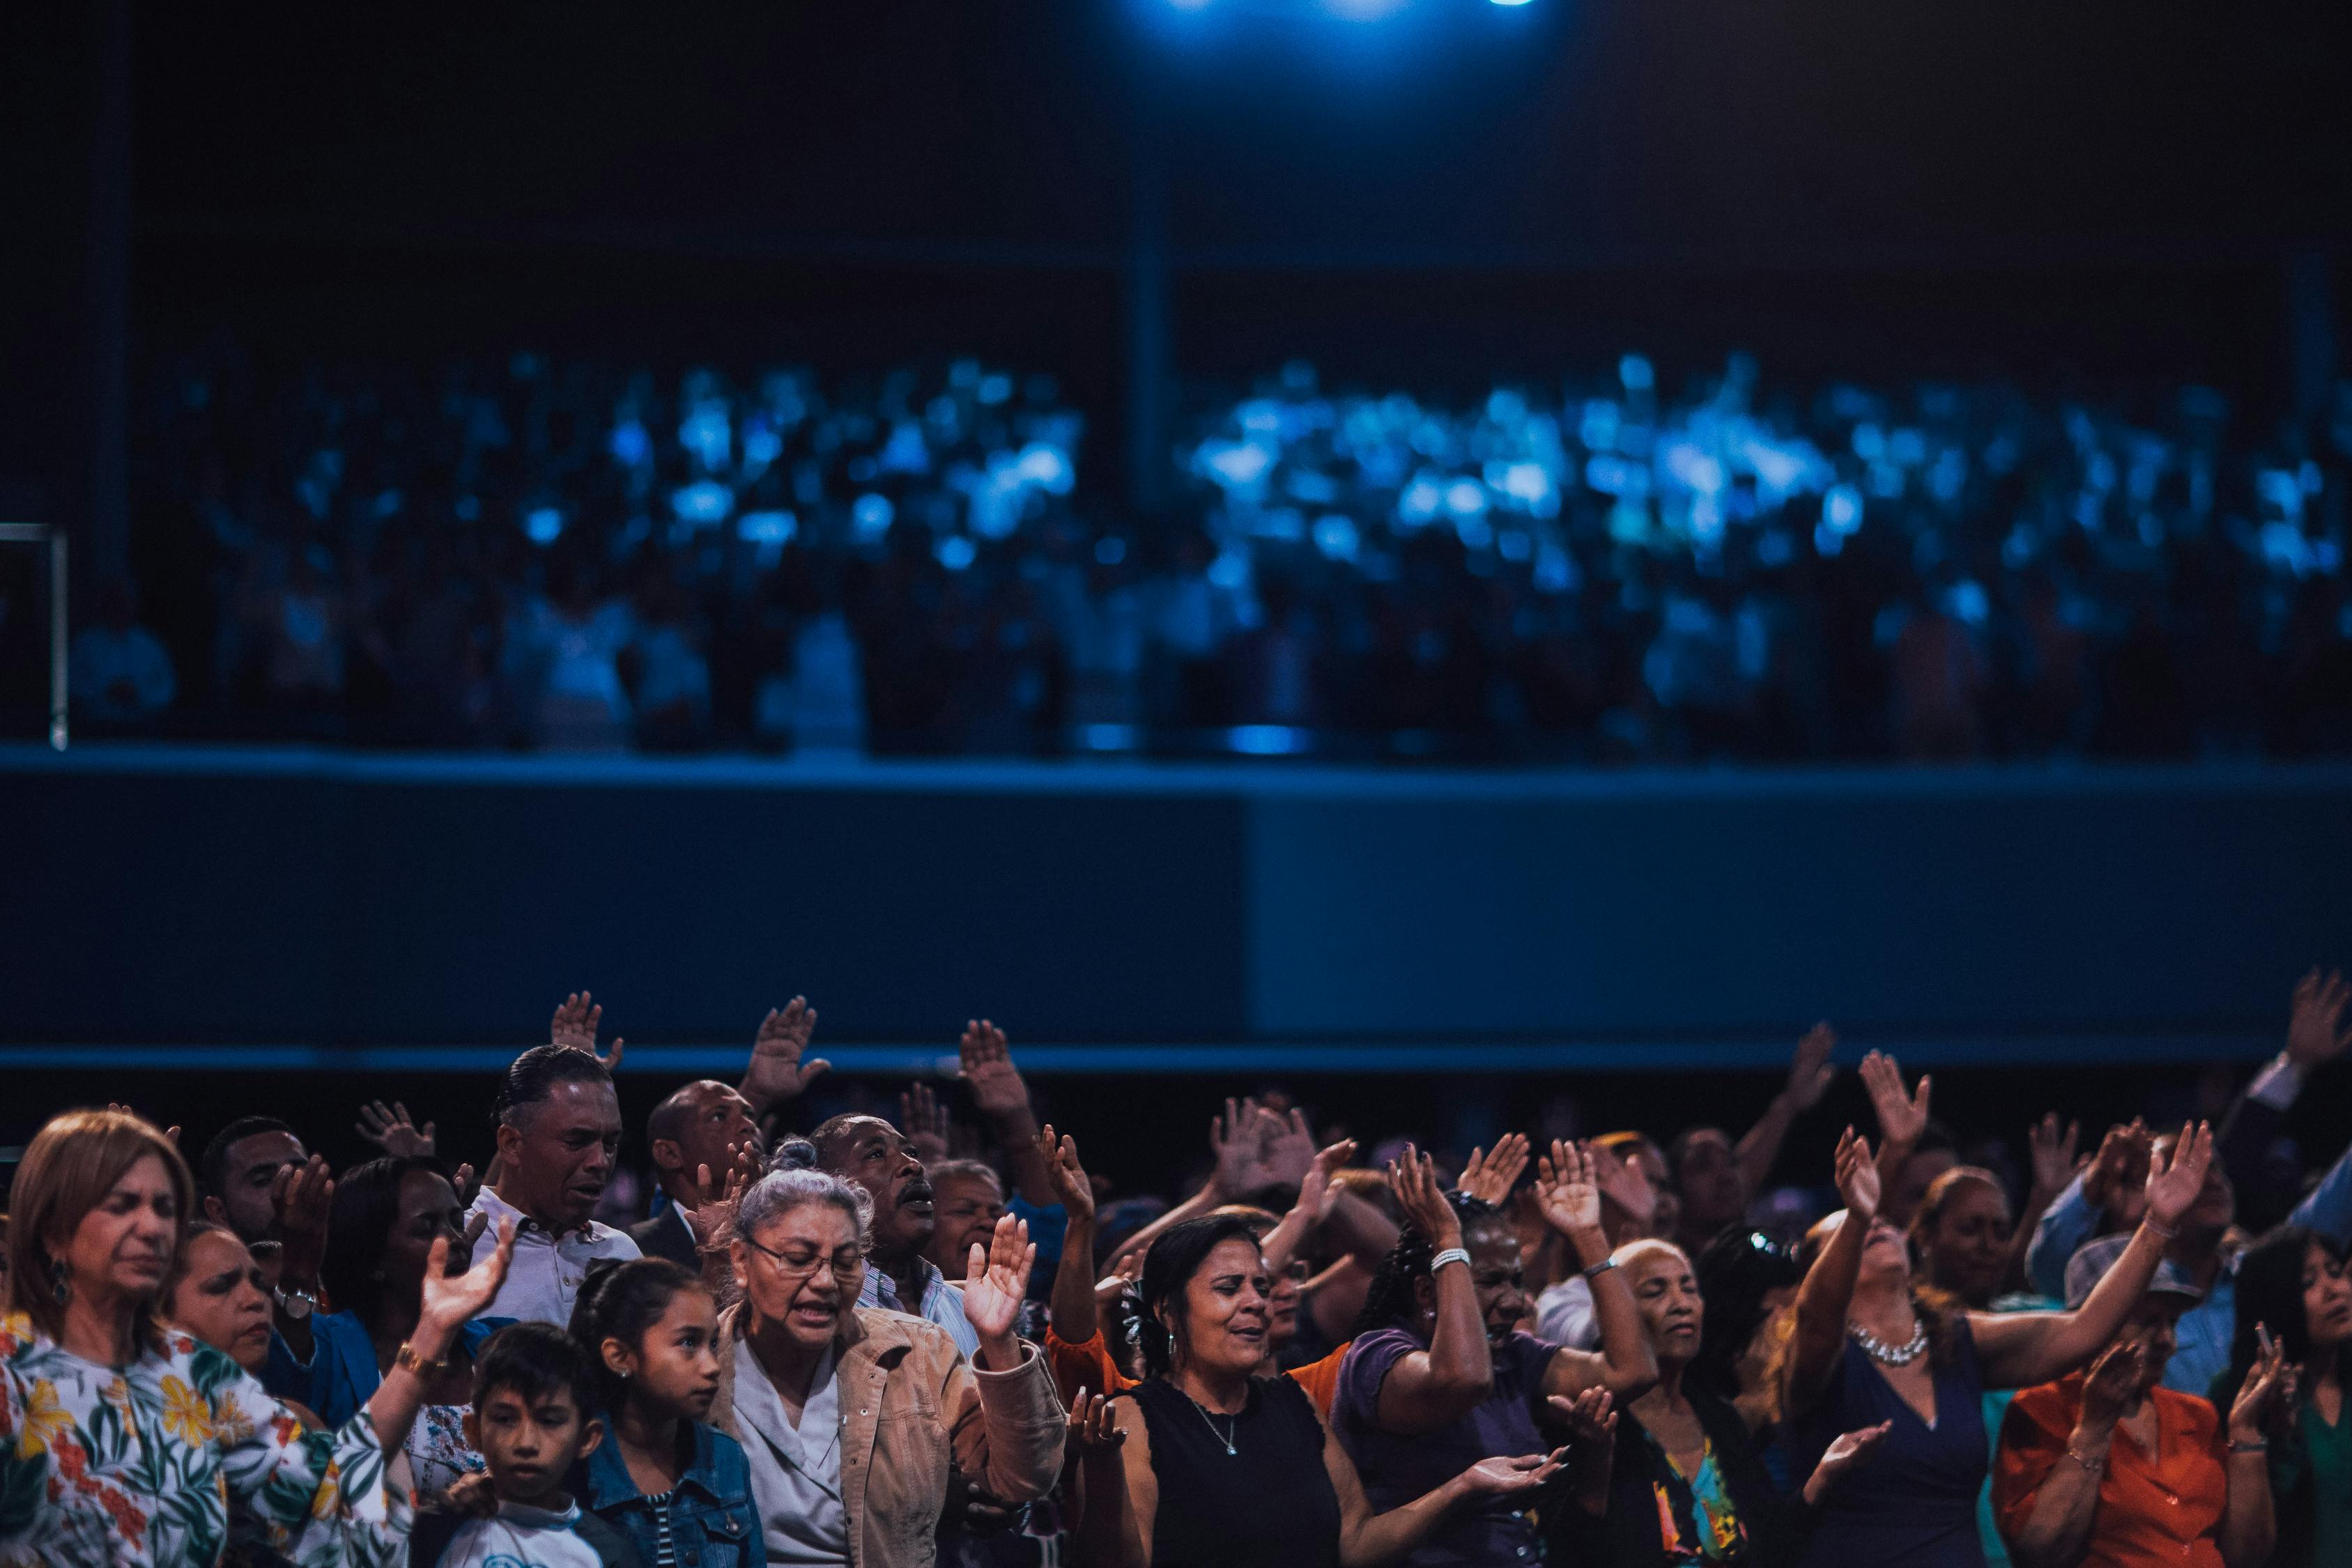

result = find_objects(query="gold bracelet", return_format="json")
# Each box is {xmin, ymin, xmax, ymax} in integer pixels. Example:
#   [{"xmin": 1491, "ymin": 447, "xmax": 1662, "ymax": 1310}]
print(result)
[{"xmin": 394, "ymin": 1342, "xmax": 447, "ymax": 1379}]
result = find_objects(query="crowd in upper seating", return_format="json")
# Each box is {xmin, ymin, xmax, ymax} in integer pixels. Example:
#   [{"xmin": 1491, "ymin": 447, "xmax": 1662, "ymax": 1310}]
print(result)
[
  {"xmin": 58, "ymin": 337, "xmax": 2352, "ymax": 762},
  {"xmin": 8, "ymin": 970, "xmax": 2352, "ymax": 1564}
]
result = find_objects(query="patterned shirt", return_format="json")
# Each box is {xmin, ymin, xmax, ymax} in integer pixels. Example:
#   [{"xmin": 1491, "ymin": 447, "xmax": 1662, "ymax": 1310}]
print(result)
[{"xmin": 0, "ymin": 1311, "xmax": 408, "ymax": 1567}]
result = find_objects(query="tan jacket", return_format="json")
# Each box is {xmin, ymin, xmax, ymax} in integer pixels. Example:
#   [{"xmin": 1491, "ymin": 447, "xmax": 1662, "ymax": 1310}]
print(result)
[{"xmin": 714, "ymin": 1301, "xmax": 1066, "ymax": 1568}]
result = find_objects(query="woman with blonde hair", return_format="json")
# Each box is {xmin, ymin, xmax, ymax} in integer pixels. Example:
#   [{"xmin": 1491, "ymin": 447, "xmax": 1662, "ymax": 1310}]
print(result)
[{"xmin": 0, "ymin": 1107, "xmax": 516, "ymax": 1567}]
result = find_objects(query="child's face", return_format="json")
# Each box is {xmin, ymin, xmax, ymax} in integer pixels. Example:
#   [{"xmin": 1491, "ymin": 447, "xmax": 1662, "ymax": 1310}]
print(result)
[
  {"xmin": 607, "ymin": 1286, "xmax": 723, "ymax": 1422},
  {"xmin": 463, "ymin": 1385, "xmax": 600, "ymax": 1505}
]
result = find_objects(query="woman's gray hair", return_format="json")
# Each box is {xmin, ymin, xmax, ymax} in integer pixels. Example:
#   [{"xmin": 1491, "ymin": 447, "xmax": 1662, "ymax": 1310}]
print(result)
[{"xmin": 732, "ymin": 1137, "xmax": 872, "ymax": 1250}]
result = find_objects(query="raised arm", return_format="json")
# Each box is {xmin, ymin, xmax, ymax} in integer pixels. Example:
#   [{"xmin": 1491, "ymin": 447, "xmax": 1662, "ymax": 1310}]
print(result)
[
  {"xmin": 948, "ymin": 1213, "xmax": 1068, "ymax": 1504},
  {"xmin": 362, "ymin": 1220, "xmax": 516, "ymax": 1452},
  {"xmin": 960, "ymin": 1020, "xmax": 1058, "ymax": 1207},
  {"xmin": 1261, "ymin": 1137, "xmax": 1360, "ymax": 1278},
  {"xmin": 2006, "ymin": 1113, "xmax": 2080, "ymax": 1295},
  {"xmin": 1040, "ymin": 1125, "xmax": 1105, "ymax": 1344},
  {"xmin": 1736, "ymin": 1024, "xmax": 1839, "ymax": 1197},
  {"xmin": 1369, "ymin": 1146, "xmax": 1493, "ymax": 1434},
  {"xmin": 1859, "ymin": 1051, "xmax": 1930, "ymax": 1201},
  {"xmin": 740, "ymin": 997, "xmax": 829, "ymax": 1123},
  {"xmin": 2218, "ymin": 1335, "xmax": 2291, "ymax": 1568},
  {"xmin": 1971, "ymin": 1123, "xmax": 2214, "ymax": 1391},
  {"xmin": 2001, "ymin": 1340, "xmax": 2141, "ymax": 1568},
  {"xmin": 1784, "ymin": 1127, "xmax": 1880, "ymax": 1418},
  {"xmin": 1109, "ymin": 1098, "xmax": 1277, "ymax": 1268},
  {"xmin": 1537, "ymin": 1141, "xmax": 1659, "ymax": 1402}
]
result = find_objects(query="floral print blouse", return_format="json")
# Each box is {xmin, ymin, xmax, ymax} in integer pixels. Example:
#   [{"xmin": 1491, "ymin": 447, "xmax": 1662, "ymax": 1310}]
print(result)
[{"xmin": 0, "ymin": 1311, "xmax": 410, "ymax": 1567}]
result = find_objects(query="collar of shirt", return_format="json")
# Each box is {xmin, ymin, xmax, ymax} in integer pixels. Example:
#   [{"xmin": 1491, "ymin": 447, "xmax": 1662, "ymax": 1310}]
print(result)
[
  {"xmin": 859, "ymin": 1256, "xmax": 980, "ymax": 1355},
  {"xmin": 472, "ymin": 1183, "xmax": 619, "ymax": 1248}
]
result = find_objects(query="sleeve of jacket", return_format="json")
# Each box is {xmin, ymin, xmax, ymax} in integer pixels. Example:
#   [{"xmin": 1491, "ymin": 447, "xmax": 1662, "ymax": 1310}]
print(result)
[{"xmin": 943, "ymin": 1339, "xmax": 1068, "ymax": 1505}]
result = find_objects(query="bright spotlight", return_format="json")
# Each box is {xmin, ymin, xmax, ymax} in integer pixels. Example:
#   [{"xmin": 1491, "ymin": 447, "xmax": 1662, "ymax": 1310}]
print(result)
[{"xmin": 1490, "ymin": 0, "xmax": 1535, "ymax": 6}]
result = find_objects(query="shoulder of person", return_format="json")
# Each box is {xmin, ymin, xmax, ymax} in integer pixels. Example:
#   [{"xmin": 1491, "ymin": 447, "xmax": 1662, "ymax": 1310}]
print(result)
[{"xmin": 574, "ymin": 1507, "xmax": 648, "ymax": 1568}]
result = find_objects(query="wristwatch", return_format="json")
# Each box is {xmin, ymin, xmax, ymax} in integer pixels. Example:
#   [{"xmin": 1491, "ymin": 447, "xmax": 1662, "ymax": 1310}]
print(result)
[{"xmin": 274, "ymin": 1286, "xmax": 318, "ymax": 1321}]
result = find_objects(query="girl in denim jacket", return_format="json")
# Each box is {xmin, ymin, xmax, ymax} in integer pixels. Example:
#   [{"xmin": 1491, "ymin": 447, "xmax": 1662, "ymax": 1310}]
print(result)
[{"xmin": 571, "ymin": 1258, "xmax": 759, "ymax": 1568}]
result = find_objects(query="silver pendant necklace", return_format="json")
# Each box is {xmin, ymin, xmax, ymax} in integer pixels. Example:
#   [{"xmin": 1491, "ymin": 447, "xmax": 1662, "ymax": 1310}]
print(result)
[
  {"xmin": 1847, "ymin": 1319, "xmax": 1930, "ymax": 1366},
  {"xmin": 1185, "ymin": 1392, "xmax": 1240, "ymax": 1456}
]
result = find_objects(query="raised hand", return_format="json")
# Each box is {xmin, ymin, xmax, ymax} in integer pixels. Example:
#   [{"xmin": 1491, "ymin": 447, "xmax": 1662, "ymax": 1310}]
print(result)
[
  {"xmin": 900, "ymin": 1082, "xmax": 955, "ymax": 1167},
  {"xmin": 1093, "ymin": 1250, "xmax": 1144, "ymax": 1312},
  {"xmin": 2287, "ymin": 967, "xmax": 2352, "ymax": 1068},
  {"xmin": 1068, "ymin": 1390, "xmax": 1128, "ymax": 1451},
  {"xmin": 741, "ymin": 998, "xmax": 827, "ymax": 1111},
  {"xmin": 1261, "ymin": 1108, "xmax": 1318, "ymax": 1192},
  {"xmin": 682, "ymin": 1142, "xmax": 764, "ymax": 1247},
  {"xmin": 1804, "ymin": 1421, "xmax": 1891, "ymax": 1504},
  {"xmin": 1833, "ymin": 1126, "xmax": 1881, "ymax": 1222},
  {"xmin": 2025, "ymin": 1112, "xmax": 2080, "ymax": 1201},
  {"xmin": 1548, "ymin": 1386, "xmax": 1617, "ymax": 1446},
  {"xmin": 2142, "ymin": 1121, "xmax": 2215, "ymax": 1231},
  {"xmin": 1533, "ymin": 1139, "xmax": 1613, "ymax": 1240},
  {"xmin": 451, "ymin": 1162, "xmax": 480, "ymax": 1208},
  {"xmin": 272, "ymin": 1155, "xmax": 335, "ymax": 1284},
  {"xmin": 2081, "ymin": 1120, "xmax": 2153, "ymax": 1220},
  {"xmin": 1037, "ymin": 1124, "xmax": 1098, "ymax": 1224},
  {"xmin": 418, "ymin": 1217, "xmax": 516, "ymax": 1335},
  {"xmin": 1456, "ymin": 1132, "xmax": 1531, "ymax": 1208},
  {"xmin": 1208, "ymin": 1097, "xmax": 1282, "ymax": 1197},
  {"xmin": 1387, "ymin": 1144, "xmax": 1465, "ymax": 1250},
  {"xmin": 1786, "ymin": 1022, "xmax": 1839, "ymax": 1112},
  {"xmin": 1291, "ymin": 1137, "xmax": 1359, "ymax": 1227},
  {"xmin": 1859, "ymin": 1051, "xmax": 1930, "ymax": 1149},
  {"xmin": 958, "ymin": 1019, "xmax": 1031, "ymax": 1122},
  {"xmin": 355, "ymin": 1100, "xmax": 436, "ymax": 1159},
  {"xmin": 2077, "ymin": 1338, "xmax": 2145, "ymax": 1434},
  {"xmin": 550, "ymin": 990, "xmax": 624, "ymax": 1073},
  {"xmin": 2229, "ymin": 1325, "xmax": 2297, "ymax": 1441},
  {"xmin": 1459, "ymin": 1449, "xmax": 1569, "ymax": 1496},
  {"xmin": 962, "ymin": 1212, "xmax": 1038, "ymax": 1355}
]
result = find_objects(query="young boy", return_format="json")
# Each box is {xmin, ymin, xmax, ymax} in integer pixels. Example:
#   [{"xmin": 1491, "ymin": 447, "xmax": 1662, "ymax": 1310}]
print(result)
[{"xmin": 410, "ymin": 1322, "xmax": 644, "ymax": 1568}]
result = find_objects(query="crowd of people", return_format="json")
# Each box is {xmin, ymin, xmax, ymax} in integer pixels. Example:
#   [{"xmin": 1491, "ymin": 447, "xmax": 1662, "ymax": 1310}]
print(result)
[
  {"xmin": 70, "ymin": 337, "xmax": 2352, "ymax": 763},
  {"xmin": 9, "ymin": 971, "xmax": 2352, "ymax": 1565}
]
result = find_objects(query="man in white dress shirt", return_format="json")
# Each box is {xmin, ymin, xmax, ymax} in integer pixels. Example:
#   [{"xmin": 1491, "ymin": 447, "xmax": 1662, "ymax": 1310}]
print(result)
[{"xmin": 467, "ymin": 1045, "xmax": 638, "ymax": 1324}]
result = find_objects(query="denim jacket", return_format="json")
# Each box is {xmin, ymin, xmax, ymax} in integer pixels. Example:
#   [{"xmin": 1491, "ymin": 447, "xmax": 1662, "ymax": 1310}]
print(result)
[{"xmin": 579, "ymin": 1417, "xmax": 758, "ymax": 1568}]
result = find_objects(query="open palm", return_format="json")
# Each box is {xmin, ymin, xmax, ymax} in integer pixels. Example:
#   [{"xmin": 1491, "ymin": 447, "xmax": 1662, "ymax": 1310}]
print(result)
[
  {"xmin": 962, "ymin": 1213, "xmax": 1037, "ymax": 1344},
  {"xmin": 421, "ymin": 1218, "xmax": 516, "ymax": 1330}
]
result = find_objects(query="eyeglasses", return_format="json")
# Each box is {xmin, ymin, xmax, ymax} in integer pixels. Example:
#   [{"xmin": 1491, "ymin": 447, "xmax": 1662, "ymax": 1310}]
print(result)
[{"xmin": 740, "ymin": 1232, "xmax": 867, "ymax": 1282}]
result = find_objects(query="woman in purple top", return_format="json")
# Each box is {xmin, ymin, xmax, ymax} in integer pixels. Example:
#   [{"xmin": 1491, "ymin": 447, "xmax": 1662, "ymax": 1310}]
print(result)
[
  {"xmin": 1333, "ymin": 1142, "xmax": 1659, "ymax": 1567},
  {"xmin": 1784, "ymin": 1120, "xmax": 2218, "ymax": 1568}
]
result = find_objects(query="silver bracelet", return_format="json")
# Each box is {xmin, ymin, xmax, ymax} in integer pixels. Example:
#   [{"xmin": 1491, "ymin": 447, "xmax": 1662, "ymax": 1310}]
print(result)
[{"xmin": 1430, "ymin": 1247, "xmax": 1473, "ymax": 1273}]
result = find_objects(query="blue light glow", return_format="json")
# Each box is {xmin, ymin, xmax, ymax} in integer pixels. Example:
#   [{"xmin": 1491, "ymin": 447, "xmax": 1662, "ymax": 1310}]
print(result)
[{"xmin": 523, "ymin": 507, "xmax": 563, "ymax": 545}]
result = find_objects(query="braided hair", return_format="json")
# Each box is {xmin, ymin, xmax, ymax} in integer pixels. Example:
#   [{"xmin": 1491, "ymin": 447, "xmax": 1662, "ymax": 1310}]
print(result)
[{"xmin": 1352, "ymin": 1191, "xmax": 1507, "ymax": 1339}]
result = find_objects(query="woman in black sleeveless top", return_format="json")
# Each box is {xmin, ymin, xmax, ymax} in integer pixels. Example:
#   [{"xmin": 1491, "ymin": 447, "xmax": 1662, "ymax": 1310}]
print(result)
[{"xmin": 1072, "ymin": 1213, "xmax": 1569, "ymax": 1568}]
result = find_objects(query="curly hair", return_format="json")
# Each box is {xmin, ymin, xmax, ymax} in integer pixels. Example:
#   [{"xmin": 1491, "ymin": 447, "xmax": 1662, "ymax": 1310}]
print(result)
[{"xmin": 1351, "ymin": 1191, "xmax": 1510, "ymax": 1339}]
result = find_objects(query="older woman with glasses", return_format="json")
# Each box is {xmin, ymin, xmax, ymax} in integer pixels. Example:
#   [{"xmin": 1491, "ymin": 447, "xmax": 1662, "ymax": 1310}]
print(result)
[{"xmin": 710, "ymin": 1137, "xmax": 1066, "ymax": 1568}]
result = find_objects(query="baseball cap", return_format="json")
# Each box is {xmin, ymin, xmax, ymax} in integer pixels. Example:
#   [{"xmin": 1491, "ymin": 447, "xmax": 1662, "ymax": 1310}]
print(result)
[{"xmin": 2063, "ymin": 1232, "xmax": 2206, "ymax": 1312}]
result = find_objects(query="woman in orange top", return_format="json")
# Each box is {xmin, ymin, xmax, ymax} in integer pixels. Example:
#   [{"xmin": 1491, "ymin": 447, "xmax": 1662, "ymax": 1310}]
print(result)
[
  {"xmin": 1993, "ymin": 1259, "xmax": 2293, "ymax": 1568},
  {"xmin": 1033, "ymin": 1127, "xmax": 1358, "ymax": 1416}
]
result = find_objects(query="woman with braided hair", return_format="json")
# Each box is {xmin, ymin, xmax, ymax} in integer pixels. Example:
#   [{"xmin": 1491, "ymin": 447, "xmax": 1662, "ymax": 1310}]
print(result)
[{"xmin": 1330, "ymin": 1139, "xmax": 1659, "ymax": 1565}]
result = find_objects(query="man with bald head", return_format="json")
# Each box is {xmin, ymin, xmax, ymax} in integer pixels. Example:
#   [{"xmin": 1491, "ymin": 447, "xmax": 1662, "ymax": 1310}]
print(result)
[{"xmin": 631, "ymin": 1078, "xmax": 764, "ymax": 1268}]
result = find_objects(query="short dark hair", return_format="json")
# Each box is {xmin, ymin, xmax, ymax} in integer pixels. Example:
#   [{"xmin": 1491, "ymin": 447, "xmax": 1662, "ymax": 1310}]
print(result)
[
  {"xmin": 496, "ymin": 1045, "xmax": 613, "ymax": 1130},
  {"xmin": 321, "ymin": 1155, "xmax": 451, "ymax": 1328},
  {"xmin": 568, "ymin": 1257, "xmax": 705, "ymax": 1413},
  {"xmin": 199, "ymin": 1116, "xmax": 295, "ymax": 1198},
  {"xmin": 1139, "ymin": 1213, "xmax": 1266, "ymax": 1380},
  {"xmin": 473, "ymin": 1321, "xmax": 599, "ymax": 1415}
]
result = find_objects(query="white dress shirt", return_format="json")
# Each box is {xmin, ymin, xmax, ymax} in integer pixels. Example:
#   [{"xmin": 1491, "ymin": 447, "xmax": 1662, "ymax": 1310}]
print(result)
[{"xmin": 464, "ymin": 1184, "xmax": 639, "ymax": 1326}]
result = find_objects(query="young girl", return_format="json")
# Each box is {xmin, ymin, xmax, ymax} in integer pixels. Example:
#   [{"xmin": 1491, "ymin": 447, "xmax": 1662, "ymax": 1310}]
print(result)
[{"xmin": 568, "ymin": 1258, "xmax": 758, "ymax": 1568}]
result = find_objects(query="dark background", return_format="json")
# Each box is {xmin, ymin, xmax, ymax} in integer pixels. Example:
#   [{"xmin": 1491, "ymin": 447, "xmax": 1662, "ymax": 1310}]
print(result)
[{"xmin": 5, "ymin": 4, "xmax": 2352, "ymax": 1182}]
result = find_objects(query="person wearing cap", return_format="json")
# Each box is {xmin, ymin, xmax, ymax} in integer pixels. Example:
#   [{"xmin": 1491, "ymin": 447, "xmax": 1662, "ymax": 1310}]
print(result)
[{"xmin": 1990, "ymin": 1251, "xmax": 2296, "ymax": 1568}]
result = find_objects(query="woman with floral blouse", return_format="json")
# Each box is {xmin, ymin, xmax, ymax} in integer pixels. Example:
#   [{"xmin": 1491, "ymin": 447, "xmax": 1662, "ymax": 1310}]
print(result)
[{"xmin": 0, "ymin": 1108, "xmax": 516, "ymax": 1567}]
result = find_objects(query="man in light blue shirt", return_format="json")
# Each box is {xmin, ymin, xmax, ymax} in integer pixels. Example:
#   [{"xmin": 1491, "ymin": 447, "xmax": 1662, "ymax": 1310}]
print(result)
[
  {"xmin": 2029, "ymin": 1045, "xmax": 2352, "ymax": 1397},
  {"xmin": 809, "ymin": 1113, "xmax": 982, "ymax": 1358}
]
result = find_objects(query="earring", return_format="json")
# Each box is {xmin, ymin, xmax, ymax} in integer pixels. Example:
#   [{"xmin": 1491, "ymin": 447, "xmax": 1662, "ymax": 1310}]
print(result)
[{"xmin": 47, "ymin": 1257, "xmax": 70, "ymax": 1307}]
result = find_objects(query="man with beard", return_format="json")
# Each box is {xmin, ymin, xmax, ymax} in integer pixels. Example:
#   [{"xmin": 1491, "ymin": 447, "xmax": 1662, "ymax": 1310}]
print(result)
[{"xmin": 467, "ymin": 1044, "xmax": 637, "ymax": 1324}]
